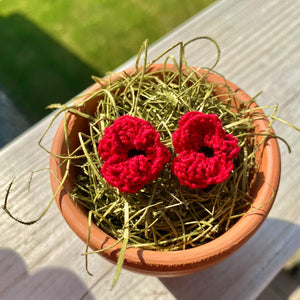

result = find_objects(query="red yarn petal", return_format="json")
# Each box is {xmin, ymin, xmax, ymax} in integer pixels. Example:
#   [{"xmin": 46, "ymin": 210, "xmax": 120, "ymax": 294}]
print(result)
[
  {"xmin": 171, "ymin": 151, "xmax": 234, "ymax": 189},
  {"xmin": 173, "ymin": 111, "xmax": 225, "ymax": 153},
  {"xmin": 98, "ymin": 115, "xmax": 170, "ymax": 193},
  {"xmin": 101, "ymin": 155, "xmax": 150, "ymax": 193},
  {"xmin": 171, "ymin": 111, "xmax": 240, "ymax": 189}
]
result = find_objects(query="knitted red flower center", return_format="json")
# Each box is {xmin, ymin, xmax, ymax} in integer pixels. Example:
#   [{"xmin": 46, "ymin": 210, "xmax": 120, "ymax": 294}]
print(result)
[
  {"xmin": 171, "ymin": 111, "xmax": 240, "ymax": 189},
  {"xmin": 98, "ymin": 115, "xmax": 171, "ymax": 193}
]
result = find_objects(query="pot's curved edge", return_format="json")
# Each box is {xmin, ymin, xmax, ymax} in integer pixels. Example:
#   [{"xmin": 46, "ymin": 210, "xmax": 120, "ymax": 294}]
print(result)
[{"xmin": 49, "ymin": 64, "xmax": 281, "ymax": 276}]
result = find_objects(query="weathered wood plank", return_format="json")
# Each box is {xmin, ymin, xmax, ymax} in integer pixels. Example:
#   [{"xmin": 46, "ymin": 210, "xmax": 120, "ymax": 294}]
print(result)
[
  {"xmin": 1, "ymin": 0, "xmax": 300, "ymax": 299},
  {"xmin": 257, "ymin": 270, "xmax": 300, "ymax": 300}
]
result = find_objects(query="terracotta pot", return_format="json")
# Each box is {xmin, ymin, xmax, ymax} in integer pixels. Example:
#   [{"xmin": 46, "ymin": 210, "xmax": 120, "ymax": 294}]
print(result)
[{"xmin": 49, "ymin": 64, "xmax": 281, "ymax": 276}]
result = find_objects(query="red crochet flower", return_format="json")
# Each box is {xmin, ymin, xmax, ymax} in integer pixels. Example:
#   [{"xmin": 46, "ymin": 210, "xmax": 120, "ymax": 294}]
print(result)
[
  {"xmin": 98, "ymin": 115, "xmax": 170, "ymax": 193},
  {"xmin": 171, "ymin": 111, "xmax": 240, "ymax": 189}
]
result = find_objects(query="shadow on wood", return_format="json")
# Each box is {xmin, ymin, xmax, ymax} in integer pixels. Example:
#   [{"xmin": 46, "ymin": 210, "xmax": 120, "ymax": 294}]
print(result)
[{"xmin": 0, "ymin": 248, "xmax": 94, "ymax": 300}]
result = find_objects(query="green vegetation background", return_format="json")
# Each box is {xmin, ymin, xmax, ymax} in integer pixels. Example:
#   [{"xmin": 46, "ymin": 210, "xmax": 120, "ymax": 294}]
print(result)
[{"xmin": 0, "ymin": 0, "xmax": 215, "ymax": 122}]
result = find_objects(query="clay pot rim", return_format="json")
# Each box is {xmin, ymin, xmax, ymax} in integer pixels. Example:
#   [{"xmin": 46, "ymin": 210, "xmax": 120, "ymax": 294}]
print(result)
[{"xmin": 49, "ymin": 64, "xmax": 281, "ymax": 275}]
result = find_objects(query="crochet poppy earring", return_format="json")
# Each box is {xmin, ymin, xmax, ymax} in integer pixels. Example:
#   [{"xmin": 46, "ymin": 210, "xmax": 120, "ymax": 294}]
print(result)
[
  {"xmin": 171, "ymin": 111, "xmax": 240, "ymax": 189},
  {"xmin": 98, "ymin": 115, "xmax": 171, "ymax": 193}
]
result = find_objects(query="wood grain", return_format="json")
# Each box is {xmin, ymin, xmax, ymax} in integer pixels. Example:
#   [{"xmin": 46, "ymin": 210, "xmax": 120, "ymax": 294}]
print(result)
[{"xmin": 1, "ymin": 0, "xmax": 300, "ymax": 299}]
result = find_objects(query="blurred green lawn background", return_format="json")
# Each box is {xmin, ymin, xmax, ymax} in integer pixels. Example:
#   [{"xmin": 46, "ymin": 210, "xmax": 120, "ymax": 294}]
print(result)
[{"xmin": 0, "ymin": 0, "xmax": 216, "ymax": 122}]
